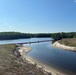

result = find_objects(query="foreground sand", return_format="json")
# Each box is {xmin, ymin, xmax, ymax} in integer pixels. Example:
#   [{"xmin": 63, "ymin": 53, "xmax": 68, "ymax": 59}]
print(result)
[
  {"xmin": 53, "ymin": 41, "xmax": 76, "ymax": 51},
  {"xmin": 18, "ymin": 45, "xmax": 73, "ymax": 75},
  {"xmin": 0, "ymin": 44, "xmax": 51, "ymax": 75}
]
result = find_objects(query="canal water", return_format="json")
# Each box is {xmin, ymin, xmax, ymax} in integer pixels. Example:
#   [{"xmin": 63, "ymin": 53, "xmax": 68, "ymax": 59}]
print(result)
[{"xmin": 0, "ymin": 38, "xmax": 76, "ymax": 74}]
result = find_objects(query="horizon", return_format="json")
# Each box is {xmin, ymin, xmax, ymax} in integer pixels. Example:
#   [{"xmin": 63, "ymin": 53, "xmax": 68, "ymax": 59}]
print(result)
[
  {"xmin": 0, "ymin": 31, "xmax": 76, "ymax": 34},
  {"xmin": 0, "ymin": 0, "xmax": 76, "ymax": 33}
]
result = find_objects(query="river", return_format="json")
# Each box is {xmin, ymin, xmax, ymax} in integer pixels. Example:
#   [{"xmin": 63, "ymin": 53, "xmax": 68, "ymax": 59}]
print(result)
[{"xmin": 0, "ymin": 38, "xmax": 76, "ymax": 74}]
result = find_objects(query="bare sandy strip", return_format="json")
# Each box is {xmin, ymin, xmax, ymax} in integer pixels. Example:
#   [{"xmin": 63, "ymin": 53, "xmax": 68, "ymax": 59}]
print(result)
[
  {"xmin": 53, "ymin": 41, "xmax": 76, "ymax": 51},
  {"xmin": 18, "ymin": 45, "xmax": 72, "ymax": 75}
]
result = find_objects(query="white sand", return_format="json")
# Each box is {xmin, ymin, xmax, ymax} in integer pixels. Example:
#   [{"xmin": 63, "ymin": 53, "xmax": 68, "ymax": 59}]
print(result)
[
  {"xmin": 18, "ymin": 45, "xmax": 72, "ymax": 75},
  {"xmin": 53, "ymin": 41, "xmax": 76, "ymax": 51}
]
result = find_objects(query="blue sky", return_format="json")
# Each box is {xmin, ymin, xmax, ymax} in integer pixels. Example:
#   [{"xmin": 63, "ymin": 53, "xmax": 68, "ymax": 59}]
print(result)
[{"xmin": 0, "ymin": 0, "xmax": 76, "ymax": 33}]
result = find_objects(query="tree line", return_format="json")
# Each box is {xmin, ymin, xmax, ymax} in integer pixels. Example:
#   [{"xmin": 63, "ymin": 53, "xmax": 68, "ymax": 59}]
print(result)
[
  {"xmin": 51, "ymin": 32, "xmax": 76, "ymax": 41},
  {"xmin": 0, "ymin": 32, "xmax": 76, "ymax": 40},
  {"xmin": 0, "ymin": 32, "xmax": 52, "ymax": 40}
]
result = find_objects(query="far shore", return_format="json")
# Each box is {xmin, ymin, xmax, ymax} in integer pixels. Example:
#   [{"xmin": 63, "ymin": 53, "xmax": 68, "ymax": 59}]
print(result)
[
  {"xmin": 53, "ymin": 41, "xmax": 76, "ymax": 51},
  {"xmin": 17, "ymin": 44, "xmax": 72, "ymax": 75}
]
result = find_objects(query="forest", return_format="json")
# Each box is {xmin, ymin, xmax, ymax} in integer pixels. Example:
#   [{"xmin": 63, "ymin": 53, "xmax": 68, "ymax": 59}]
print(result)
[
  {"xmin": 0, "ymin": 32, "xmax": 51, "ymax": 40},
  {"xmin": 0, "ymin": 32, "xmax": 76, "ymax": 40},
  {"xmin": 51, "ymin": 32, "xmax": 76, "ymax": 41}
]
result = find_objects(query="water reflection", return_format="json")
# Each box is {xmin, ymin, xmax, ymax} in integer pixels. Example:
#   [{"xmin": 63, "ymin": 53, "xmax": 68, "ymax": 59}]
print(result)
[{"xmin": 27, "ymin": 41, "xmax": 76, "ymax": 74}]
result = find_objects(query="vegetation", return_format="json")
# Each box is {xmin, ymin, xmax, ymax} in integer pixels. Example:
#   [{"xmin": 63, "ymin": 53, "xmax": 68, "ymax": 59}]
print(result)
[
  {"xmin": 0, "ymin": 44, "xmax": 50, "ymax": 75},
  {"xmin": 0, "ymin": 32, "xmax": 76, "ymax": 40},
  {"xmin": 52, "ymin": 32, "xmax": 76, "ymax": 47},
  {"xmin": 0, "ymin": 32, "xmax": 31, "ymax": 40},
  {"xmin": 59, "ymin": 38, "xmax": 76, "ymax": 47},
  {"xmin": 0, "ymin": 32, "xmax": 52, "ymax": 40},
  {"xmin": 51, "ymin": 32, "xmax": 76, "ymax": 41}
]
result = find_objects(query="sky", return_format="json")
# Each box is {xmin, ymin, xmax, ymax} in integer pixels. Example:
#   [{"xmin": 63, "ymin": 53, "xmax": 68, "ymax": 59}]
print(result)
[{"xmin": 0, "ymin": 0, "xmax": 76, "ymax": 33}]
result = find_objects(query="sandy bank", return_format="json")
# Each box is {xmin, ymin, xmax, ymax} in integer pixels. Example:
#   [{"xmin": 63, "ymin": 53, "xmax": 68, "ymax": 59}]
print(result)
[
  {"xmin": 17, "ymin": 45, "xmax": 72, "ymax": 75},
  {"xmin": 53, "ymin": 41, "xmax": 76, "ymax": 51}
]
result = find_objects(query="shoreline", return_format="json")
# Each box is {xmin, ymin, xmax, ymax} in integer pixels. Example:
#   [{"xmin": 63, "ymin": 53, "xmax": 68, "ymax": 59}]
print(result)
[
  {"xmin": 17, "ymin": 45, "xmax": 71, "ymax": 75},
  {"xmin": 53, "ymin": 41, "xmax": 76, "ymax": 52}
]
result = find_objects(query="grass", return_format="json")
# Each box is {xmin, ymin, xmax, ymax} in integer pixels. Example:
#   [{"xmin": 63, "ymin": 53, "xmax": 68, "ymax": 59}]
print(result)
[
  {"xmin": 59, "ymin": 38, "xmax": 76, "ymax": 47},
  {"xmin": 0, "ymin": 44, "xmax": 50, "ymax": 75}
]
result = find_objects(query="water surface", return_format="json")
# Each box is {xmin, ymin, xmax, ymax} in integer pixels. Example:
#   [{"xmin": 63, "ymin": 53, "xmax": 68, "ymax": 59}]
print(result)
[
  {"xmin": 0, "ymin": 38, "xmax": 76, "ymax": 74},
  {"xmin": 26, "ymin": 38, "xmax": 76, "ymax": 74}
]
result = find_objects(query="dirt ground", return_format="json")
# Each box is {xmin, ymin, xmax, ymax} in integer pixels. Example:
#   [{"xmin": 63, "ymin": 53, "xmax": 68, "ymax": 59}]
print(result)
[
  {"xmin": 59, "ymin": 38, "xmax": 76, "ymax": 47},
  {"xmin": 0, "ymin": 44, "xmax": 51, "ymax": 75}
]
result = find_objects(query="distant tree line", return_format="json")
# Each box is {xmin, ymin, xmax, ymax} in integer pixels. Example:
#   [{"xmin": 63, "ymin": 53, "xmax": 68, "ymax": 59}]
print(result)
[
  {"xmin": 0, "ymin": 32, "xmax": 31, "ymax": 40},
  {"xmin": 0, "ymin": 32, "xmax": 76, "ymax": 40},
  {"xmin": 0, "ymin": 32, "xmax": 52, "ymax": 40},
  {"xmin": 51, "ymin": 32, "xmax": 76, "ymax": 41}
]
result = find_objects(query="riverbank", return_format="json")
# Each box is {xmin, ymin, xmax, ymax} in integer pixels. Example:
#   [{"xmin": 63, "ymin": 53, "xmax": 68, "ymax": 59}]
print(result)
[
  {"xmin": 0, "ymin": 44, "xmax": 51, "ymax": 75},
  {"xmin": 18, "ymin": 45, "xmax": 52, "ymax": 75},
  {"xmin": 53, "ymin": 41, "xmax": 76, "ymax": 51},
  {"xmin": 18, "ymin": 45, "xmax": 73, "ymax": 75}
]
